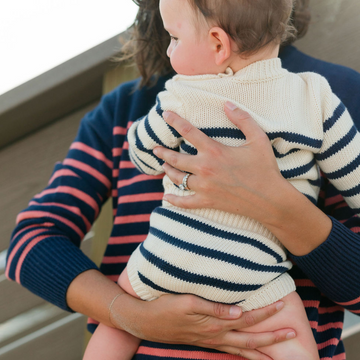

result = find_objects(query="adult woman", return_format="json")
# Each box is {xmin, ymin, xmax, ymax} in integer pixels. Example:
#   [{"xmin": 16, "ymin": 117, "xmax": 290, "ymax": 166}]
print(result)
[{"xmin": 6, "ymin": 1, "xmax": 360, "ymax": 359}]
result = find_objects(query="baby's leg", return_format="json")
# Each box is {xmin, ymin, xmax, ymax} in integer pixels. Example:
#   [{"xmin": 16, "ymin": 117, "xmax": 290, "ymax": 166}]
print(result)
[
  {"xmin": 83, "ymin": 267, "xmax": 141, "ymax": 360},
  {"xmin": 244, "ymin": 291, "xmax": 319, "ymax": 360}
]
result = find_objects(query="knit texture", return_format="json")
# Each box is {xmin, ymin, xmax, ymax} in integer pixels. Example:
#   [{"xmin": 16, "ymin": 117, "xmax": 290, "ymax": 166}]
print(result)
[
  {"xmin": 6, "ymin": 46, "xmax": 360, "ymax": 359},
  {"xmin": 127, "ymin": 58, "xmax": 360, "ymax": 310}
]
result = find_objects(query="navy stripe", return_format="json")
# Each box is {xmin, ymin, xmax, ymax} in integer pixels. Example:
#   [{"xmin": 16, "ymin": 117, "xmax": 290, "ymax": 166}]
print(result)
[
  {"xmin": 280, "ymin": 158, "xmax": 317, "ymax": 179},
  {"xmin": 156, "ymin": 96, "xmax": 181, "ymax": 138},
  {"xmin": 324, "ymin": 153, "xmax": 360, "ymax": 180},
  {"xmin": 144, "ymin": 115, "xmax": 169, "ymax": 148},
  {"xmin": 134, "ymin": 126, "xmax": 163, "ymax": 168},
  {"xmin": 138, "ymin": 271, "xmax": 179, "ymax": 294},
  {"xmin": 131, "ymin": 149, "xmax": 161, "ymax": 172},
  {"xmin": 154, "ymin": 207, "xmax": 283, "ymax": 263},
  {"xmin": 138, "ymin": 272, "xmax": 242, "ymax": 305},
  {"xmin": 150, "ymin": 227, "xmax": 288, "ymax": 273},
  {"xmin": 308, "ymin": 178, "xmax": 321, "ymax": 187},
  {"xmin": 272, "ymin": 147, "xmax": 300, "ymax": 159},
  {"xmin": 341, "ymin": 183, "xmax": 360, "ymax": 198},
  {"xmin": 200, "ymin": 127, "xmax": 246, "ymax": 140},
  {"xmin": 180, "ymin": 143, "xmax": 197, "ymax": 155},
  {"xmin": 268, "ymin": 132, "xmax": 322, "ymax": 148},
  {"xmin": 316, "ymin": 125, "xmax": 357, "ymax": 161},
  {"xmin": 139, "ymin": 243, "xmax": 263, "ymax": 292},
  {"xmin": 323, "ymin": 102, "xmax": 346, "ymax": 133}
]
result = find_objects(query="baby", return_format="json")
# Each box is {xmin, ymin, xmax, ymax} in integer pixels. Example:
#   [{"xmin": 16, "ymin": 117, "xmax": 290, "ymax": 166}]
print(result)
[{"xmin": 84, "ymin": 0, "xmax": 360, "ymax": 359}]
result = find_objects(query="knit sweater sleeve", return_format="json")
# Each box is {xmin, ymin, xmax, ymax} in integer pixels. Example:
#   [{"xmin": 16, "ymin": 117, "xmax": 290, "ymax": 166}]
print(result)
[
  {"xmin": 5, "ymin": 91, "xmax": 117, "ymax": 312},
  {"xmin": 127, "ymin": 81, "xmax": 183, "ymax": 175},
  {"xmin": 291, "ymin": 77, "xmax": 360, "ymax": 313}
]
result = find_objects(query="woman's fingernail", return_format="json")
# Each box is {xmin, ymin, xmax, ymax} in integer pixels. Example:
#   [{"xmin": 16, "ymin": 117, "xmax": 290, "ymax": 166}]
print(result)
[
  {"xmin": 276, "ymin": 301, "xmax": 284, "ymax": 311},
  {"xmin": 229, "ymin": 306, "xmax": 241, "ymax": 317},
  {"xmin": 153, "ymin": 148, "xmax": 159, "ymax": 155},
  {"xmin": 163, "ymin": 111, "xmax": 169, "ymax": 120},
  {"xmin": 286, "ymin": 332, "xmax": 296, "ymax": 339},
  {"xmin": 163, "ymin": 195, "xmax": 168, "ymax": 201},
  {"xmin": 225, "ymin": 101, "xmax": 237, "ymax": 111}
]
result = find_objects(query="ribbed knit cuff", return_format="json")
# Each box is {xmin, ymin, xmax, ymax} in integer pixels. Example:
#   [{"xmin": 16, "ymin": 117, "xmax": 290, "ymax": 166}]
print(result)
[
  {"xmin": 19, "ymin": 237, "xmax": 98, "ymax": 312},
  {"xmin": 290, "ymin": 216, "xmax": 360, "ymax": 303}
]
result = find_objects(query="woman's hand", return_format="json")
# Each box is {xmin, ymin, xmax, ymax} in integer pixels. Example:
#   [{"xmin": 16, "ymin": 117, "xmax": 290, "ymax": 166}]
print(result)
[
  {"xmin": 153, "ymin": 102, "xmax": 332, "ymax": 256},
  {"xmin": 154, "ymin": 102, "xmax": 285, "ymax": 226},
  {"xmin": 113, "ymin": 291, "xmax": 295, "ymax": 360}
]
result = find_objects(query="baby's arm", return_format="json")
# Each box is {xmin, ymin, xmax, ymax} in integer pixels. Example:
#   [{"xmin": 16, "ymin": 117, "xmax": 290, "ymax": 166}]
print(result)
[
  {"xmin": 127, "ymin": 84, "xmax": 185, "ymax": 175},
  {"xmin": 315, "ymin": 81, "xmax": 360, "ymax": 215}
]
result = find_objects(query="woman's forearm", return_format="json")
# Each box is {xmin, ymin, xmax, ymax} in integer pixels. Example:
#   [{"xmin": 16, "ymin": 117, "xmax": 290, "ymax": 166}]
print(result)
[
  {"xmin": 66, "ymin": 269, "xmax": 128, "ymax": 328},
  {"xmin": 254, "ymin": 175, "xmax": 332, "ymax": 256}
]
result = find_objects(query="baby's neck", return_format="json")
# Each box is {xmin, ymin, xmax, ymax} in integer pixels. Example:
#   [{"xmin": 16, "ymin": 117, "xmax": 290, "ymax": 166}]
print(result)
[{"xmin": 229, "ymin": 44, "xmax": 280, "ymax": 73}]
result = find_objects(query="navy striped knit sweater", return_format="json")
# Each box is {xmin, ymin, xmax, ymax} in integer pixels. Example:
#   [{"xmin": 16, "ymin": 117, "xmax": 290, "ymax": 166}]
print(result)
[{"xmin": 6, "ymin": 46, "xmax": 360, "ymax": 359}]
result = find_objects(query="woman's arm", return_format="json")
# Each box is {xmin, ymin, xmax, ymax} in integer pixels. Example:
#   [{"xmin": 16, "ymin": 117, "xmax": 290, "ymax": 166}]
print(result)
[{"xmin": 154, "ymin": 103, "xmax": 360, "ymax": 313}]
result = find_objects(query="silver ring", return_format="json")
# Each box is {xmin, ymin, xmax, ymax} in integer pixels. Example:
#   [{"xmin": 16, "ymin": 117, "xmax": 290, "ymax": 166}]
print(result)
[{"xmin": 179, "ymin": 173, "xmax": 191, "ymax": 191}]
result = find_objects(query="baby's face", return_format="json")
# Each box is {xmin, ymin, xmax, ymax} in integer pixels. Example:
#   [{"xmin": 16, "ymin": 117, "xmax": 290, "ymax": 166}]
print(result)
[{"xmin": 159, "ymin": 0, "xmax": 218, "ymax": 75}]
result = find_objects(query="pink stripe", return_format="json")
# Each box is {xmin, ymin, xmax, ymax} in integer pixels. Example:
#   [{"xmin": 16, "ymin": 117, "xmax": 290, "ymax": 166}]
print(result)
[
  {"xmin": 108, "ymin": 235, "xmax": 146, "ymax": 245},
  {"xmin": 63, "ymin": 159, "xmax": 111, "ymax": 188},
  {"xmin": 317, "ymin": 322, "xmax": 343, "ymax": 332},
  {"xmin": 118, "ymin": 192, "xmax": 163, "ymax": 204},
  {"xmin": 70, "ymin": 142, "xmax": 113, "ymax": 168},
  {"xmin": 346, "ymin": 308, "xmax": 360, "ymax": 314},
  {"xmin": 337, "ymin": 295, "xmax": 360, "ymax": 306},
  {"xmin": 101, "ymin": 255, "xmax": 130, "ymax": 264},
  {"xmin": 325, "ymin": 194, "xmax": 344, "ymax": 206},
  {"xmin": 114, "ymin": 214, "xmax": 151, "ymax": 225},
  {"xmin": 10, "ymin": 223, "xmax": 53, "ymax": 244},
  {"xmin": 309, "ymin": 321, "xmax": 343, "ymax": 332},
  {"xmin": 309, "ymin": 321, "xmax": 318, "ymax": 329},
  {"xmin": 118, "ymin": 174, "xmax": 164, "ymax": 188},
  {"xmin": 16, "ymin": 211, "xmax": 84, "ymax": 238},
  {"xmin": 350, "ymin": 226, "xmax": 360, "ymax": 234},
  {"xmin": 123, "ymin": 141, "xmax": 129, "ymax": 150},
  {"xmin": 120, "ymin": 161, "xmax": 135, "ymax": 169},
  {"xmin": 318, "ymin": 306, "xmax": 343, "ymax": 314},
  {"xmin": 112, "ymin": 189, "xmax": 118, "ymax": 198},
  {"xmin": 15, "ymin": 235, "xmax": 61, "ymax": 283},
  {"xmin": 112, "ymin": 148, "xmax": 122, "ymax": 157},
  {"xmin": 136, "ymin": 346, "xmax": 245, "ymax": 359},
  {"xmin": 303, "ymin": 300, "xmax": 320, "ymax": 308},
  {"xmin": 33, "ymin": 186, "xmax": 99, "ymax": 215},
  {"xmin": 294, "ymin": 279, "xmax": 316, "ymax": 287},
  {"xmin": 321, "ymin": 355, "xmax": 345, "ymax": 360},
  {"xmin": 113, "ymin": 126, "xmax": 127, "ymax": 135},
  {"xmin": 29, "ymin": 201, "xmax": 91, "ymax": 231},
  {"xmin": 113, "ymin": 169, "xmax": 119, "ymax": 178},
  {"xmin": 48, "ymin": 169, "xmax": 80, "ymax": 185},
  {"xmin": 317, "ymin": 337, "xmax": 339, "ymax": 350},
  {"xmin": 6, "ymin": 228, "xmax": 45, "ymax": 278}
]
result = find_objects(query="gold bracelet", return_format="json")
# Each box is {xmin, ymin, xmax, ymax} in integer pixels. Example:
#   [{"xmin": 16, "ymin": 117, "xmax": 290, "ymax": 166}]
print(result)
[{"xmin": 108, "ymin": 293, "xmax": 123, "ymax": 327}]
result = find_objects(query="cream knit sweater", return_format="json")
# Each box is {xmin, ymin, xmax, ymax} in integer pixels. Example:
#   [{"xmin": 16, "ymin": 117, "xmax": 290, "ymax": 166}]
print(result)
[{"xmin": 127, "ymin": 58, "xmax": 360, "ymax": 311}]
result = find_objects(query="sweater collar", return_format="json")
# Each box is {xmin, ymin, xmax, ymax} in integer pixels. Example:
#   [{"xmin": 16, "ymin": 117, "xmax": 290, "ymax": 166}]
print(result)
[{"xmin": 225, "ymin": 58, "xmax": 287, "ymax": 82}]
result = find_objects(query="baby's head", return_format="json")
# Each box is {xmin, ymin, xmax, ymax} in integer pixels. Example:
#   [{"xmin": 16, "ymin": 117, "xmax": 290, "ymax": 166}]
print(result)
[{"xmin": 159, "ymin": 0, "xmax": 295, "ymax": 75}]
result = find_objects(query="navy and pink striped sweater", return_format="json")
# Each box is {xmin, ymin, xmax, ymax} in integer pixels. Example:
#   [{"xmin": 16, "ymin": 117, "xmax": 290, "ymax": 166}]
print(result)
[{"xmin": 6, "ymin": 46, "xmax": 360, "ymax": 359}]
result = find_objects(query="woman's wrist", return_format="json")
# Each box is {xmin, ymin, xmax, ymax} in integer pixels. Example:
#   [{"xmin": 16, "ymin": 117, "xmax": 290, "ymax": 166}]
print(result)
[
  {"xmin": 66, "ymin": 269, "xmax": 127, "ymax": 328},
  {"xmin": 260, "ymin": 176, "xmax": 332, "ymax": 256}
]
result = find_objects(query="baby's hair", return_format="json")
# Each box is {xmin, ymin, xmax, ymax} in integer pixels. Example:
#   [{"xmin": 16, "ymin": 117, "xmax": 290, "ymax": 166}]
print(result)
[
  {"xmin": 188, "ymin": 0, "xmax": 296, "ymax": 55},
  {"xmin": 121, "ymin": 0, "xmax": 309, "ymax": 87}
]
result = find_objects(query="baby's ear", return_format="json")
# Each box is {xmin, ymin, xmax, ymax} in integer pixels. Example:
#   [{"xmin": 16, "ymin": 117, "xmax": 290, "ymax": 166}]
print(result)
[{"xmin": 209, "ymin": 27, "xmax": 232, "ymax": 66}]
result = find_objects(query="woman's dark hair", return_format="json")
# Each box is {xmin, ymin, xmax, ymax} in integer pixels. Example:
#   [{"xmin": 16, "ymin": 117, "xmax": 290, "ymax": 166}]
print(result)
[{"xmin": 121, "ymin": 0, "xmax": 311, "ymax": 87}]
